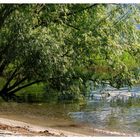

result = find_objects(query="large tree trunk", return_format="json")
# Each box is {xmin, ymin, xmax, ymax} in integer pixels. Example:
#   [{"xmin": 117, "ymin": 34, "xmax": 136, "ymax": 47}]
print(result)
[
  {"xmin": 0, "ymin": 79, "xmax": 42, "ymax": 102},
  {"xmin": 0, "ymin": 88, "xmax": 22, "ymax": 102}
]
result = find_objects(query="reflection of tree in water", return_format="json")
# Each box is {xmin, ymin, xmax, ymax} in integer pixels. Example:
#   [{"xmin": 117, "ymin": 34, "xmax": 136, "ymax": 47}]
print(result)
[
  {"xmin": 70, "ymin": 98, "xmax": 140, "ymax": 133},
  {"xmin": 105, "ymin": 110, "xmax": 121, "ymax": 130}
]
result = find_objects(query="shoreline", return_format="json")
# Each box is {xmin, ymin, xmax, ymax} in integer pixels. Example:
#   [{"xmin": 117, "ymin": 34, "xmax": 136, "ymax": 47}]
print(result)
[
  {"xmin": 0, "ymin": 118, "xmax": 87, "ymax": 136},
  {"xmin": 0, "ymin": 117, "xmax": 139, "ymax": 137}
]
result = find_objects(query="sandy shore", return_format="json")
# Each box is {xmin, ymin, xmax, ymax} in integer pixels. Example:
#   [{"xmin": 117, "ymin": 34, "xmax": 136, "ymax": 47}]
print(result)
[
  {"xmin": 0, "ymin": 118, "xmax": 87, "ymax": 136},
  {"xmin": 0, "ymin": 117, "xmax": 139, "ymax": 137}
]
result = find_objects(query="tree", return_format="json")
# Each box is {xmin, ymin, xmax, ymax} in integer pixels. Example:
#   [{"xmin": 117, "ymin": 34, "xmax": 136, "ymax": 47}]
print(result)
[{"xmin": 0, "ymin": 4, "xmax": 140, "ymax": 101}]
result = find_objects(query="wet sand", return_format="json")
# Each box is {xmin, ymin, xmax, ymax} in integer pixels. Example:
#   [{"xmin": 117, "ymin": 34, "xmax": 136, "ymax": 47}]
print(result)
[
  {"xmin": 0, "ymin": 118, "xmax": 87, "ymax": 136},
  {"xmin": 0, "ymin": 117, "xmax": 139, "ymax": 137}
]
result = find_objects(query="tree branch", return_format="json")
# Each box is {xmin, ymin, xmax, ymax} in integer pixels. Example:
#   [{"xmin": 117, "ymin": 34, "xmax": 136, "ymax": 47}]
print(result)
[
  {"xmin": 0, "ymin": 60, "xmax": 9, "ymax": 75},
  {"xmin": 63, "ymin": 22, "xmax": 80, "ymax": 30},
  {"xmin": 8, "ymin": 80, "xmax": 42, "ymax": 95},
  {"xmin": 7, "ymin": 77, "xmax": 27, "ymax": 92},
  {"xmin": 1, "ymin": 68, "xmax": 18, "ymax": 91},
  {"xmin": 113, "ymin": 10, "xmax": 130, "ymax": 26},
  {"xmin": 0, "ymin": 5, "xmax": 15, "ymax": 29},
  {"xmin": 66, "ymin": 4, "xmax": 97, "ymax": 17},
  {"xmin": 37, "ymin": 4, "xmax": 97, "ymax": 30}
]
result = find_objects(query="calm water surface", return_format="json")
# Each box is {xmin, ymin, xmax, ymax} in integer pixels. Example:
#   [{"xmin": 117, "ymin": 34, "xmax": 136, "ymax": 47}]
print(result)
[{"xmin": 0, "ymin": 86, "xmax": 140, "ymax": 136}]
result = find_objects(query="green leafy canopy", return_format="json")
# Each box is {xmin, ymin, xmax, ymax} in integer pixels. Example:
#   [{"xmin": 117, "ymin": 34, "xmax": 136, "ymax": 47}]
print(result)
[{"xmin": 0, "ymin": 4, "xmax": 140, "ymax": 101}]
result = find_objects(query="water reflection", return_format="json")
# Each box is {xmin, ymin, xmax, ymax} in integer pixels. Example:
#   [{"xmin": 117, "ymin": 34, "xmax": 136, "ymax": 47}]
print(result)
[
  {"xmin": 69, "ymin": 98, "xmax": 140, "ymax": 133},
  {"xmin": 0, "ymin": 85, "xmax": 139, "ymax": 135},
  {"xmin": 68, "ymin": 85, "xmax": 140, "ymax": 134}
]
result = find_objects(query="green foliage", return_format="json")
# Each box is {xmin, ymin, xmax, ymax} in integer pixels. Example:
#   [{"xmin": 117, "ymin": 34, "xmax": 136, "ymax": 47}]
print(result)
[{"xmin": 0, "ymin": 4, "xmax": 140, "ymax": 101}]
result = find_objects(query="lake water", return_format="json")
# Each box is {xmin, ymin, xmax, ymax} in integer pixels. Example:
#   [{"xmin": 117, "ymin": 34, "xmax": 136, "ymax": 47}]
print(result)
[
  {"xmin": 0, "ymin": 85, "xmax": 140, "ymax": 136},
  {"xmin": 69, "ymin": 85, "xmax": 140, "ymax": 134}
]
